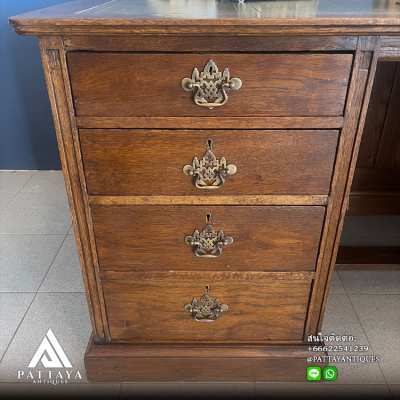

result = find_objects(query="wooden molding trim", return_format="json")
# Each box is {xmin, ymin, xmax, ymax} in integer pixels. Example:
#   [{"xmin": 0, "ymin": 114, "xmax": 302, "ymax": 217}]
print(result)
[
  {"xmin": 39, "ymin": 37, "xmax": 110, "ymax": 343},
  {"xmin": 76, "ymin": 116, "xmax": 344, "ymax": 130},
  {"xmin": 88, "ymin": 195, "xmax": 329, "ymax": 206},
  {"xmin": 85, "ymin": 339, "xmax": 325, "ymax": 382},
  {"xmin": 305, "ymin": 37, "xmax": 380, "ymax": 336},
  {"xmin": 64, "ymin": 35, "xmax": 357, "ymax": 52},
  {"xmin": 10, "ymin": 21, "xmax": 400, "ymax": 37}
]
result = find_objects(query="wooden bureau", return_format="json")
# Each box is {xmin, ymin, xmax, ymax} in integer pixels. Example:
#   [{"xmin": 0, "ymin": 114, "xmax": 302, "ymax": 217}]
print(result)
[{"xmin": 10, "ymin": 0, "xmax": 400, "ymax": 382}]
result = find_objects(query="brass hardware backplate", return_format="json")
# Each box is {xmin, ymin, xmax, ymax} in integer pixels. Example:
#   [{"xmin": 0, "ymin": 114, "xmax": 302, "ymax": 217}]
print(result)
[
  {"xmin": 185, "ymin": 213, "xmax": 233, "ymax": 258},
  {"xmin": 181, "ymin": 59, "xmax": 242, "ymax": 109},
  {"xmin": 183, "ymin": 139, "xmax": 237, "ymax": 190},
  {"xmin": 184, "ymin": 285, "xmax": 229, "ymax": 322}
]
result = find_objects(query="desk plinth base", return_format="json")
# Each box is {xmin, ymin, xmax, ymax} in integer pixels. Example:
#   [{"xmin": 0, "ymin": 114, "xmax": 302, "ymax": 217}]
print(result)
[{"xmin": 85, "ymin": 339, "xmax": 323, "ymax": 382}]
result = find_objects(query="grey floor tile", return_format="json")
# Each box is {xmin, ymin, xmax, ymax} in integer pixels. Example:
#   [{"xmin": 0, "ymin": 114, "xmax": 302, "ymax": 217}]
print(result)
[
  {"xmin": 320, "ymin": 294, "xmax": 385, "ymax": 384},
  {"xmin": 22, "ymin": 171, "xmax": 65, "ymax": 194},
  {"xmin": 39, "ymin": 236, "xmax": 84, "ymax": 293},
  {"xmin": 0, "ymin": 192, "xmax": 16, "ymax": 211},
  {"xmin": 329, "ymin": 272, "xmax": 346, "ymax": 294},
  {"xmin": 322, "ymin": 294, "xmax": 371, "ymax": 346},
  {"xmin": 0, "ymin": 293, "xmax": 91, "ymax": 383},
  {"xmin": 0, "ymin": 293, "xmax": 34, "ymax": 359},
  {"xmin": 0, "ymin": 191, "xmax": 70, "ymax": 234},
  {"xmin": 0, "ymin": 383, "xmax": 121, "ymax": 398},
  {"xmin": 0, "ymin": 235, "xmax": 65, "ymax": 292},
  {"xmin": 0, "ymin": 171, "xmax": 33, "ymax": 195},
  {"xmin": 341, "ymin": 216, "xmax": 400, "ymax": 247},
  {"xmin": 350, "ymin": 294, "xmax": 400, "ymax": 384},
  {"xmin": 255, "ymin": 383, "xmax": 391, "ymax": 399},
  {"xmin": 121, "ymin": 382, "xmax": 254, "ymax": 398},
  {"xmin": 339, "ymin": 270, "xmax": 400, "ymax": 294}
]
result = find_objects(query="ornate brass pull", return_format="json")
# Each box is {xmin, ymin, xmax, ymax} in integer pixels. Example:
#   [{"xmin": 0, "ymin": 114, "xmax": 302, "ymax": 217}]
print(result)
[
  {"xmin": 183, "ymin": 139, "xmax": 237, "ymax": 190},
  {"xmin": 181, "ymin": 59, "xmax": 242, "ymax": 109},
  {"xmin": 184, "ymin": 285, "xmax": 229, "ymax": 322},
  {"xmin": 185, "ymin": 213, "xmax": 233, "ymax": 258}
]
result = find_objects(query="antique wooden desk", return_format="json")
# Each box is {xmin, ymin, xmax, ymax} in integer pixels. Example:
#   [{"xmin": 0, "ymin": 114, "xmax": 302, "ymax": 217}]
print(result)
[{"xmin": 10, "ymin": 0, "xmax": 400, "ymax": 382}]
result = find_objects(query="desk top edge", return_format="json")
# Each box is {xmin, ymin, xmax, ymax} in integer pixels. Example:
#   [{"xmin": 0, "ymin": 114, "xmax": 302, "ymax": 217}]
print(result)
[{"xmin": 9, "ymin": 0, "xmax": 400, "ymax": 36}]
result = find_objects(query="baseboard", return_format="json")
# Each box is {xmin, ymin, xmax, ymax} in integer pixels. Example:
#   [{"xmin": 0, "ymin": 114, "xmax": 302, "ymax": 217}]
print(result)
[
  {"xmin": 347, "ymin": 192, "xmax": 400, "ymax": 215},
  {"xmin": 336, "ymin": 246, "xmax": 400, "ymax": 267},
  {"xmin": 85, "ymin": 340, "xmax": 323, "ymax": 382}
]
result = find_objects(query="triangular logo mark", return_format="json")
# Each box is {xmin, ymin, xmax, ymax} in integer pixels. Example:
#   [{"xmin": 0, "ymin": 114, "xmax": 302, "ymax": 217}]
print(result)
[{"xmin": 28, "ymin": 329, "xmax": 72, "ymax": 368}]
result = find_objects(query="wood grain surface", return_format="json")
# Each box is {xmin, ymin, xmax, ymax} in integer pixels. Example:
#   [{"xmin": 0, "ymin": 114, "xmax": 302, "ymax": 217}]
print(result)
[
  {"xmin": 76, "ymin": 116, "xmax": 344, "ymax": 130},
  {"xmin": 88, "ymin": 195, "xmax": 328, "ymax": 206},
  {"xmin": 9, "ymin": 0, "xmax": 400, "ymax": 36},
  {"xmin": 80, "ymin": 129, "xmax": 339, "ymax": 196},
  {"xmin": 38, "ymin": 37, "xmax": 110, "ymax": 343},
  {"xmin": 306, "ymin": 38, "xmax": 380, "ymax": 335},
  {"xmin": 64, "ymin": 35, "xmax": 358, "ymax": 52},
  {"xmin": 85, "ymin": 340, "xmax": 324, "ymax": 382},
  {"xmin": 101, "ymin": 271, "xmax": 313, "ymax": 343},
  {"xmin": 68, "ymin": 53, "xmax": 352, "ymax": 117},
  {"xmin": 10, "ymin": 0, "xmax": 398, "ymax": 382},
  {"xmin": 91, "ymin": 205, "xmax": 325, "ymax": 271}
]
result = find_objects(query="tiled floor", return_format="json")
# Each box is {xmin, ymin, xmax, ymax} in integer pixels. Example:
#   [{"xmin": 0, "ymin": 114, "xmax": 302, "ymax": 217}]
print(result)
[{"xmin": 0, "ymin": 170, "xmax": 399, "ymax": 397}]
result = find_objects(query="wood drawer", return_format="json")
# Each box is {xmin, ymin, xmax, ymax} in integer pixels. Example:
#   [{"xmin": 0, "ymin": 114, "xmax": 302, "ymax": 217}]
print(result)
[
  {"xmin": 101, "ymin": 271, "xmax": 313, "ymax": 343},
  {"xmin": 80, "ymin": 129, "xmax": 338, "ymax": 196},
  {"xmin": 68, "ymin": 53, "xmax": 352, "ymax": 117},
  {"xmin": 91, "ymin": 205, "xmax": 325, "ymax": 271}
]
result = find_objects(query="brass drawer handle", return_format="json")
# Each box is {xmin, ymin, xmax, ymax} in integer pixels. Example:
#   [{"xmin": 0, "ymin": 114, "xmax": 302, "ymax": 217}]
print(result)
[
  {"xmin": 185, "ymin": 213, "xmax": 233, "ymax": 258},
  {"xmin": 184, "ymin": 285, "xmax": 229, "ymax": 322},
  {"xmin": 183, "ymin": 139, "xmax": 237, "ymax": 190},
  {"xmin": 181, "ymin": 59, "xmax": 242, "ymax": 109}
]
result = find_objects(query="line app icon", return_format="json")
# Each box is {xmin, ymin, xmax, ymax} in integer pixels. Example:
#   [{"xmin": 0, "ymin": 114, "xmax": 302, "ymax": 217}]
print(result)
[{"xmin": 306, "ymin": 366, "xmax": 322, "ymax": 381}]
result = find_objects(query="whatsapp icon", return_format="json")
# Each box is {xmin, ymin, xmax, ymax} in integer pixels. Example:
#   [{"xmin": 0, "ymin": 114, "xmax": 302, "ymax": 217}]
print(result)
[{"xmin": 323, "ymin": 366, "xmax": 338, "ymax": 381}]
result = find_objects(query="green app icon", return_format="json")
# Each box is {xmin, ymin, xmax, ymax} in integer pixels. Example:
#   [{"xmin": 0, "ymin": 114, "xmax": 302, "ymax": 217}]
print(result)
[
  {"xmin": 323, "ymin": 366, "xmax": 338, "ymax": 381},
  {"xmin": 306, "ymin": 366, "xmax": 321, "ymax": 381}
]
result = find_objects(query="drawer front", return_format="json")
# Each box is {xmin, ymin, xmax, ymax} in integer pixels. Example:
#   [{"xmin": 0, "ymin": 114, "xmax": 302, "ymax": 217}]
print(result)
[
  {"xmin": 92, "ymin": 205, "xmax": 325, "ymax": 271},
  {"xmin": 80, "ymin": 129, "xmax": 338, "ymax": 195},
  {"xmin": 68, "ymin": 53, "xmax": 352, "ymax": 117},
  {"xmin": 101, "ymin": 271, "xmax": 312, "ymax": 342}
]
